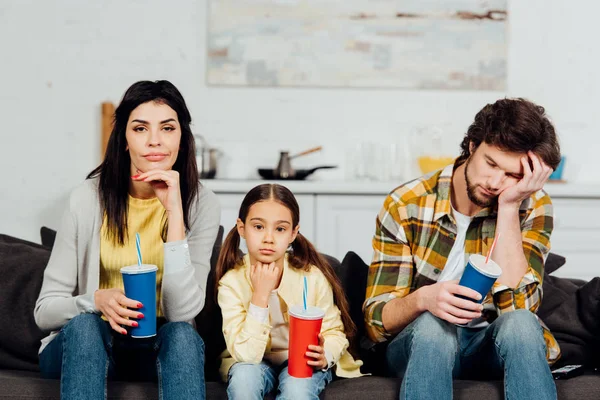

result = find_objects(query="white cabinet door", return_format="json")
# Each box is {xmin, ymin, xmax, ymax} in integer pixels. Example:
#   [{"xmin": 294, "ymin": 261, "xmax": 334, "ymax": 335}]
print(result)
[
  {"xmin": 215, "ymin": 193, "xmax": 315, "ymax": 252},
  {"xmin": 315, "ymin": 195, "xmax": 385, "ymax": 263},
  {"xmin": 549, "ymin": 198, "xmax": 600, "ymax": 281}
]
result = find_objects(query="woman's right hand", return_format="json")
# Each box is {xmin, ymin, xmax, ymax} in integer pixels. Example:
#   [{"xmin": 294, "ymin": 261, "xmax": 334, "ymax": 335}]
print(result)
[
  {"xmin": 94, "ymin": 288, "xmax": 144, "ymax": 334},
  {"xmin": 250, "ymin": 262, "xmax": 280, "ymax": 308}
]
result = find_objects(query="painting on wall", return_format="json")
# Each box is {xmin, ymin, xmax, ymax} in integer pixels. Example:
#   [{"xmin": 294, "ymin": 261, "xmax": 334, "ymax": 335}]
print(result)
[{"xmin": 207, "ymin": 0, "xmax": 507, "ymax": 90}]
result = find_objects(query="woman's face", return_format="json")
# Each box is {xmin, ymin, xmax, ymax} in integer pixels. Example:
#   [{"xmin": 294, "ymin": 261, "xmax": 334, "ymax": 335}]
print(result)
[{"xmin": 125, "ymin": 101, "xmax": 181, "ymax": 174}]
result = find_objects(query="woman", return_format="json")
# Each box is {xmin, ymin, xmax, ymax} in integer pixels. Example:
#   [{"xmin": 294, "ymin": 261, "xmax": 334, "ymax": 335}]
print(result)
[{"xmin": 34, "ymin": 80, "xmax": 220, "ymax": 400}]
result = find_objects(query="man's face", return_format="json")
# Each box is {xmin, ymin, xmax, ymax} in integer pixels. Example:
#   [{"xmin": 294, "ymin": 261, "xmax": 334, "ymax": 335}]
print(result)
[{"xmin": 464, "ymin": 142, "xmax": 526, "ymax": 208}]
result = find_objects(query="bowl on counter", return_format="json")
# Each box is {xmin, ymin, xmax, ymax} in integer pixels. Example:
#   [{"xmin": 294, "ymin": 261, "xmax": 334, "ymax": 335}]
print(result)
[{"xmin": 417, "ymin": 156, "xmax": 455, "ymax": 174}]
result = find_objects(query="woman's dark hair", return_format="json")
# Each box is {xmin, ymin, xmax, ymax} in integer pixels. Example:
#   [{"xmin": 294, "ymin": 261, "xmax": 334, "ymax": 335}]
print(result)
[
  {"xmin": 215, "ymin": 184, "xmax": 356, "ymax": 341},
  {"xmin": 457, "ymin": 98, "xmax": 561, "ymax": 169},
  {"xmin": 87, "ymin": 80, "xmax": 199, "ymax": 244}
]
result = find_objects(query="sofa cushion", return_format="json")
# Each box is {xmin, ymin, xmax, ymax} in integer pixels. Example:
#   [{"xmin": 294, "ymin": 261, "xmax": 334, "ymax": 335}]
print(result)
[
  {"xmin": 545, "ymin": 252, "xmax": 567, "ymax": 274},
  {"xmin": 0, "ymin": 234, "xmax": 49, "ymax": 372},
  {"xmin": 195, "ymin": 225, "xmax": 227, "ymax": 382},
  {"xmin": 542, "ymin": 277, "xmax": 600, "ymax": 367},
  {"xmin": 339, "ymin": 252, "xmax": 369, "ymax": 341},
  {"xmin": 40, "ymin": 227, "xmax": 56, "ymax": 250}
]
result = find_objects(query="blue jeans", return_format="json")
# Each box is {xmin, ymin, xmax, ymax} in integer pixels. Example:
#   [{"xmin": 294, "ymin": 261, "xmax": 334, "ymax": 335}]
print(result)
[
  {"xmin": 227, "ymin": 360, "xmax": 333, "ymax": 400},
  {"xmin": 39, "ymin": 313, "xmax": 206, "ymax": 400},
  {"xmin": 386, "ymin": 310, "xmax": 556, "ymax": 400}
]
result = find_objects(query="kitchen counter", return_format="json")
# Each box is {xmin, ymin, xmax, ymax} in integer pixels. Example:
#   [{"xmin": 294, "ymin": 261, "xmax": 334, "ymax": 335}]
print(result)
[{"xmin": 203, "ymin": 179, "xmax": 600, "ymax": 198}]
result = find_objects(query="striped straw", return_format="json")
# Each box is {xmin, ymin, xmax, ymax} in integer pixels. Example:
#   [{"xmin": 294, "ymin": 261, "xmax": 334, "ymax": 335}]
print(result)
[
  {"xmin": 485, "ymin": 233, "xmax": 500, "ymax": 264},
  {"xmin": 135, "ymin": 233, "xmax": 142, "ymax": 267},
  {"xmin": 303, "ymin": 276, "xmax": 308, "ymax": 311}
]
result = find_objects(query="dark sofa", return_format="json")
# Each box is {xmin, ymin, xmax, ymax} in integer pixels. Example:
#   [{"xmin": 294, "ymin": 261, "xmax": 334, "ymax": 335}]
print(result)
[{"xmin": 1, "ymin": 229, "xmax": 600, "ymax": 399}]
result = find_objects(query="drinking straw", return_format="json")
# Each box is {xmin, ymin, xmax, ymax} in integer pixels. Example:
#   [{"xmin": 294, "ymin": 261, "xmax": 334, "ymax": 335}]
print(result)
[
  {"xmin": 303, "ymin": 276, "xmax": 308, "ymax": 311},
  {"xmin": 135, "ymin": 233, "xmax": 142, "ymax": 267},
  {"xmin": 485, "ymin": 233, "xmax": 500, "ymax": 264}
]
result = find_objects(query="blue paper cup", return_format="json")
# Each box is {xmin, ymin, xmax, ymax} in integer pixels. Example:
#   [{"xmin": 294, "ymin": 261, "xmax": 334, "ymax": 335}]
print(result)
[
  {"xmin": 120, "ymin": 264, "xmax": 158, "ymax": 338},
  {"xmin": 457, "ymin": 254, "xmax": 502, "ymax": 303}
]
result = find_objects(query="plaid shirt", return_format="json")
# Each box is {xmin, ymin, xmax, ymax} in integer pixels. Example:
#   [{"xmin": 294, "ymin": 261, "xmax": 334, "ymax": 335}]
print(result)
[{"xmin": 363, "ymin": 163, "xmax": 561, "ymax": 364}]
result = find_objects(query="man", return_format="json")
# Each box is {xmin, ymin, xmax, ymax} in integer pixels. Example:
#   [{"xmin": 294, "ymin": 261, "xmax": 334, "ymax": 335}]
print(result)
[{"xmin": 364, "ymin": 98, "xmax": 562, "ymax": 400}]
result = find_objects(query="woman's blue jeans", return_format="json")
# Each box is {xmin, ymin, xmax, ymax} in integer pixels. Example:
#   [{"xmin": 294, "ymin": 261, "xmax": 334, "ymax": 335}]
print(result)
[
  {"xmin": 385, "ymin": 310, "xmax": 557, "ymax": 400},
  {"xmin": 39, "ymin": 313, "xmax": 206, "ymax": 400}
]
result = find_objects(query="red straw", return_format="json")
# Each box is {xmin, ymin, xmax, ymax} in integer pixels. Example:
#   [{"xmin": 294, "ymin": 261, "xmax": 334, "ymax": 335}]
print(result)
[{"xmin": 486, "ymin": 234, "xmax": 500, "ymax": 264}]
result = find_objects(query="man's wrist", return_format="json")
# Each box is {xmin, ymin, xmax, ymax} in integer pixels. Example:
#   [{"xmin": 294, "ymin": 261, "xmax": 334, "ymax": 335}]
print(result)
[
  {"xmin": 414, "ymin": 286, "xmax": 428, "ymax": 313},
  {"xmin": 498, "ymin": 201, "xmax": 521, "ymax": 214}
]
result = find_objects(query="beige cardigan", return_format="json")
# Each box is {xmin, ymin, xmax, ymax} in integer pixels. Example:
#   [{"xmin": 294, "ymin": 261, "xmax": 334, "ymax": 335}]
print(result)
[{"xmin": 34, "ymin": 178, "xmax": 221, "ymax": 353}]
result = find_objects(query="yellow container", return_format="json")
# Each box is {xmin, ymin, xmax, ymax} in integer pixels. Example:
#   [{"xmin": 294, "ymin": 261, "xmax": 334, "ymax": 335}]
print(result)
[{"xmin": 417, "ymin": 156, "xmax": 455, "ymax": 174}]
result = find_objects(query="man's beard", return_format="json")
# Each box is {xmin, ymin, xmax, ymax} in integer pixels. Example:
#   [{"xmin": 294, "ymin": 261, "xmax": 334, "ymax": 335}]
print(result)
[{"xmin": 464, "ymin": 157, "xmax": 497, "ymax": 208}]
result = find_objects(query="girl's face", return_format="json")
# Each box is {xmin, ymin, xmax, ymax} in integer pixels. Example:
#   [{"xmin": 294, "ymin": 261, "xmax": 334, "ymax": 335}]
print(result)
[
  {"xmin": 237, "ymin": 200, "xmax": 299, "ymax": 268},
  {"xmin": 125, "ymin": 101, "xmax": 181, "ymax": 175}
]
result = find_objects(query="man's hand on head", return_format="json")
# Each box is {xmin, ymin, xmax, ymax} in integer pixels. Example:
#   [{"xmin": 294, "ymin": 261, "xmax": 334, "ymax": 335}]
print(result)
[{"xmin": 498, "ymin": 151, "xmax": 553, "ymax": 208}]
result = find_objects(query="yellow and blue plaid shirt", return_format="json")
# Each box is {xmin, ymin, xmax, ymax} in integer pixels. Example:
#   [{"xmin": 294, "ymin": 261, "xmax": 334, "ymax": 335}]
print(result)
[{"xmin": 363, "ymin": 162, "xmax": 561, "ymax": 364}]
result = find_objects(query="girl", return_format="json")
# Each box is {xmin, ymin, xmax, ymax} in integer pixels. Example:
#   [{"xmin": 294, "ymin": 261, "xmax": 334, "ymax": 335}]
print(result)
[
  {"xmin": 34, "ymin": 80, "xmax": 221, "ymax": 400},
  {"xmin": 215, "ymin": 183, "xmax": 362, "ymax": 400}
]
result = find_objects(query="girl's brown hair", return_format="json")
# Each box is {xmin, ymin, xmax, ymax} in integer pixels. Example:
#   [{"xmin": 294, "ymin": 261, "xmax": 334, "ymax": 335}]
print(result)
[{"xmin": 214, "ymin": 184, "xmax": 356, "ymax": 341}]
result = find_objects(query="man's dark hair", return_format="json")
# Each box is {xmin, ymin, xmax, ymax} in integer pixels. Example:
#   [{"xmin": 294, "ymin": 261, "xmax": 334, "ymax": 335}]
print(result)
[{"xmin": 457, "ymin": 98, "xmax": 561, "ymax": 169}]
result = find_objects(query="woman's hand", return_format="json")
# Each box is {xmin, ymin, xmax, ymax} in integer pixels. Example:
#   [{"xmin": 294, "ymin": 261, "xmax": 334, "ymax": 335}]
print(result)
[
  {"xmin": 306, "ymin": 333, "xmax": 328, "ymax": 370},
  {"xmin": 94, "ymin": 288, "xmax": 144, "ymax": 334},
  {"xmin": 132, "ymin": 169, "xmax": 183, "ymax": 216}
]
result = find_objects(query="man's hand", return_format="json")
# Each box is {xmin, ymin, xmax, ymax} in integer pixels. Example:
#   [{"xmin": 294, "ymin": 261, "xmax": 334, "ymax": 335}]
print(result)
[
  {"xmin": 418, "ymin": 280, "xmax": 483, "ymax": 325},
  {"xmin": 498, "ymin": 152, "xmax": 553, "ymax": 207},
  {"xmin": 250, "ymin": 262, "xmax": 280, "ymax": 308}
]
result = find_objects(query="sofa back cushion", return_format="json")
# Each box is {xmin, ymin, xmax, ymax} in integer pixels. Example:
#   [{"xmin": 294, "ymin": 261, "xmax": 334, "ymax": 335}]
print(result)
[{"xmin": 0, "ymin": 234, "xmax": 49, "ymax": 371}]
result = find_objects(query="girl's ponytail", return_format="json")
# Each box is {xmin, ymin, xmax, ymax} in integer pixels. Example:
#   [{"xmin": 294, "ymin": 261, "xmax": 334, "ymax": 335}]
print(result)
[
  {"xmin": 214, "ymin": 225, "xmax": 243, "ymax": 299},
  {"xmin": 289, "ymin": 233, "xmax": 357, "ymax": 342}
]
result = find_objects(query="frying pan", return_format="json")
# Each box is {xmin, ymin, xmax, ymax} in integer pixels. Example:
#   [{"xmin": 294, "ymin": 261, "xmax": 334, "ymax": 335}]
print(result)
[{"xmin": 258, "ymin": 165, "xmax": 337, "ymax": 180}]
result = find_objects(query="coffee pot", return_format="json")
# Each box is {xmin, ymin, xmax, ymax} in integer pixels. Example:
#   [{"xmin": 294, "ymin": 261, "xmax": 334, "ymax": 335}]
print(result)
[{"xmin": 194, "ymin": 134, "xmax": 220, "ymax": 179}]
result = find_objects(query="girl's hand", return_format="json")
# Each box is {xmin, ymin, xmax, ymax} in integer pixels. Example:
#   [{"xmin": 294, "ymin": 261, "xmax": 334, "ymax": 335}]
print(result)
[
  {"xmin": 132, "ymin": 169, "xmax": 183, "ymax": 216},
  {"xmin": 250, "ymin": 262, "xmax": 280, "ymax": 308},
  {"xmin": 94, "ymin": 288, "xmax": 144, "ymax": 334},
  {"xmin": 306, "ymin": 333, "xmax": 328, "ymax": 370}
]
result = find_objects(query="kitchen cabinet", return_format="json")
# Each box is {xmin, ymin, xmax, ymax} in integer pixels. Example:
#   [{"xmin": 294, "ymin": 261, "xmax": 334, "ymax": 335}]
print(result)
[
  {"xmin": 548, "ymin": 198, "xmax": 600, "ymax": 281},
  {"xmin": 314, "ymin": 195, "xmax": 383, "ymax": 264},
  {"xmin": 206, "ymin": 180, "xmax": 600, "ymax": 281}
]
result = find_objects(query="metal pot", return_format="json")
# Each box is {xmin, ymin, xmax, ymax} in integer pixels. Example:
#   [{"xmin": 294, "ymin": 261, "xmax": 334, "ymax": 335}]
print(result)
[
  {"xmin": 197, "ymin": 148, "xmax": 219, "ymax": 179},
  {"xmin": 194, "ymin": 134, "xmax": 220, "ymax": 179}
]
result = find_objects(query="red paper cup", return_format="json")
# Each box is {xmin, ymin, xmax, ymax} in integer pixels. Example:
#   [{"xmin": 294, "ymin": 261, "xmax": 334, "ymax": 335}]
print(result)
[{"xmin": 288, "ymin": 305, "xmax": 325, "ymax": 378}]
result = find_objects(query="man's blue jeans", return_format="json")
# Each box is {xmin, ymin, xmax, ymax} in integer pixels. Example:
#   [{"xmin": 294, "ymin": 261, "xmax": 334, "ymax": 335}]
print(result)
[
  {"xmin": 386, "ymin": 310, "xmax": 557, "ymax": 400},
  {"xmin": 39, "ymin": 313, "xmax": 206, "ymax": 400},
  {"xmin": 227, "ymin": 360, "xmax": 333, "ymax": 400}
]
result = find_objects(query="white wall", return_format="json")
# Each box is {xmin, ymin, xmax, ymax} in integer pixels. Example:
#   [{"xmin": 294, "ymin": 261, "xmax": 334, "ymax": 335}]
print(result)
[{"xmin": 2, "ymin": 0, "xmax": 600, "ymax": 242}]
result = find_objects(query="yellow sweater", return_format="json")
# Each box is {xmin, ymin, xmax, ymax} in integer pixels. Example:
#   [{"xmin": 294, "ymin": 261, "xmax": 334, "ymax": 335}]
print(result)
[
  {"xmin": 100, "ymin": 195, "xmax": 165, "ymax": 317},
  {"xmin": 217, "ymin": 254, "xmax": 364, "ymax": 381}
]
